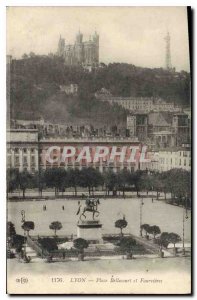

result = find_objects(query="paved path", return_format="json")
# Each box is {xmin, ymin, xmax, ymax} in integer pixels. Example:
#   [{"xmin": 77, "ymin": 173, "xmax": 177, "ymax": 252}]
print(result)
[{"xmin": 129, "ymin": 234, "xmax": 173, "ymax": 257}]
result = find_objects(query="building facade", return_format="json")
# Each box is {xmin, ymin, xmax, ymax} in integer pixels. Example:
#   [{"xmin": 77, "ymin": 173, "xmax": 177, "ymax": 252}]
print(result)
[
  {"xmin": 95, "ymin": 89, "xmax": 182, "ymax": 113},
  {"xmin": 7, "ymin": 130, "xmax": 150, "ymax": 174},
  {"xmin": 127, "ymin": 111, "xmax": 190, "ymax": 148},
  {"xmin": 157, "ymin": 147, "xmax": 191, "ymax": 172},
  {"xmin": 144, "ymin": 146, "xmax": 191, "ymax": 173},
  {"xmin": 59, "ymin": 84, "xmax": 78, "ymax": 95},
  {"xmin": 57, "ymin": 31, "xmax": 99, "ymax": 67},
  {"xmin": 7, "ymin": 129, "xmax": 39, "ymax": 173}
]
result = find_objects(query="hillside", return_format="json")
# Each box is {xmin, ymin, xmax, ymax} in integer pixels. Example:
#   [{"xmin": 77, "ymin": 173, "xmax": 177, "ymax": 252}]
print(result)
[{"xmin": 8, "ymin": 55, "xmax": 191, "ymax": 125}]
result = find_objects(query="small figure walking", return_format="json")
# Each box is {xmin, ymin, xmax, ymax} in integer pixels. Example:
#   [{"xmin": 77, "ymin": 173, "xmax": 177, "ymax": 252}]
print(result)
[{"xmin": 62, "ymin": 205, "xmax": 64, "ymax": 211}]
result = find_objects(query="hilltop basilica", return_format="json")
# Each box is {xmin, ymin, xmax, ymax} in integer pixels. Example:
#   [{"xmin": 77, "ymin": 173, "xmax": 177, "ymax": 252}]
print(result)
[{"xmin": 57, "ymin": 30, "xmax": 99, "ymax": 68}]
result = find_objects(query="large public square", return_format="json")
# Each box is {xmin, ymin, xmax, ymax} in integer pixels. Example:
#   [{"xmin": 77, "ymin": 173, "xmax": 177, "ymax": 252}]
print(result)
[
  {"xmin": 7, "ymin": 196, "xmax": 191, "ymax": 241},
  {"xmin": 7, "ymin": 195, "xmax": 191, "ymax": 294}
]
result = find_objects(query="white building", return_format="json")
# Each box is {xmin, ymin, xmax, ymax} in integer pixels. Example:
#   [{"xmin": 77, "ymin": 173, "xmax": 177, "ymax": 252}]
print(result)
[
  {"xmin": 96, "ymin": 90, "xmax": 182, "ymax": 113},
  {"xmin": 60, "ymin": 84, "xmax": 78, "ymax": 95},
  {"xmin": 151, "ymin": 146, "xmax": 191, "ymax": 172},
  {"xmin": 7, "ymin": 129, "xmax": 142, "ymax": 174}
]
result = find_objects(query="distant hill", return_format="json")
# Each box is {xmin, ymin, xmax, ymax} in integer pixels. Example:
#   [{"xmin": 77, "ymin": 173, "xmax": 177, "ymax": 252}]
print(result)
[{"xmin": 8, "ymin": 55, "xmax": 190, "ymax": 125}]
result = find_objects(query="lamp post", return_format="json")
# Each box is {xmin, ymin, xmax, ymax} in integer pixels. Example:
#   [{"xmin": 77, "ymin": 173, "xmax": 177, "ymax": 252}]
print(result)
[
  {"xmin": 140, "ymin": 198, "xmax": 144, "ymax": 237},
  {"xmin": 182, "ymin": 197, "xmax": 188, "ymax": 256},
  {"xmin": 152, "ymin": 185, "xmax": 154, "ymax": 203},
  {"xmin": 21, "ymin": 210, "xmax": 26, "ymax": 256}
]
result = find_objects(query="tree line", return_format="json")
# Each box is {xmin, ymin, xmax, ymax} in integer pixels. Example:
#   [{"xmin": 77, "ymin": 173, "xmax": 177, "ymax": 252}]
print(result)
[
  {"xmin": 7, "ymin": 167, "xmax": 191, "ymax": 207},
  {"xmin": 11, "ymin": 56, "xmax": 190, "ymax": 105},
  {"xmin": 10, "ymin": 56, "xmax": 190, "ymax": 122}
]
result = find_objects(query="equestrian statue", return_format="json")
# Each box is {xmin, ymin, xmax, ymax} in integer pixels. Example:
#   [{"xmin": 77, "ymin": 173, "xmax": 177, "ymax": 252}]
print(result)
[{"xmin": 76, "ymin": 198, "xmax": 100, "ymax": 220}]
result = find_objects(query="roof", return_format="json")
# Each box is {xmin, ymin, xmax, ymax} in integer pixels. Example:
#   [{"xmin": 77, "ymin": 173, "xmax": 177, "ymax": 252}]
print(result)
[{"xmin": 148, "ymin": 112, "xmax": 171, "ymax": 126}]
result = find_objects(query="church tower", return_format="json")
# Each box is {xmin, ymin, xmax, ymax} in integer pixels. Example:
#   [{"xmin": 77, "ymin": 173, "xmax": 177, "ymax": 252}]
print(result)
[
  {"xmin": 92, "ymin": 31, "xmax": 99, "ymax": 65},
  {"xmin": 57, "ymin": 35, "xmax": 65, "ymax": 57},
  {"xmin": 75, "ymin": 30, "xmax": 84, "ymax": 64}
]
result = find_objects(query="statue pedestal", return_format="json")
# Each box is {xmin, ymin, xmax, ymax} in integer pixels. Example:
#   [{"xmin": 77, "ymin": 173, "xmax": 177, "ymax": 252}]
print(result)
[{"xmin": 77, "ymin": 220, "xmax": 103, "ymax": 244}]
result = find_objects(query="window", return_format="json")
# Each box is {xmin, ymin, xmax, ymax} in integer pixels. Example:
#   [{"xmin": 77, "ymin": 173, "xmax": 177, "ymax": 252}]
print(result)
[
  {"xmin": 7, "ymin": 156, "xmax": 11, "ymax": 165},
  {"xmin": 15, "ymin": 148, "xmax": 19, "ymax": 154},
  {"xmin": 15, "ymin": 157, "xmax": 19, "ymax": 164},
  {"xmin": 23, "ymin": 157, "xmax": 27, "ymax": 164},
  {"xmin": 184, "ymin": 159, "xmax": 186, "ymax": 166},
  {"xmin": 179, "ymin": 159, "xmax": 181, "ymax": 166},
  {"xmin": 183, "ymin": 151, "xmax": 187, "ymax": 157},
  {"xmin": 31, "ymin": 156, "xmax": 35, "ymax": 164},
  {"xmin": 31, "ymin": 149, "xmax": 35, "ymax": 153},
  {"xmin": 23, "ymin": 148, "xmax": 27, "ymax": 153},
  {"xmin": 31, "ymin": 167, "xmax": 35, "ymax": 173}
]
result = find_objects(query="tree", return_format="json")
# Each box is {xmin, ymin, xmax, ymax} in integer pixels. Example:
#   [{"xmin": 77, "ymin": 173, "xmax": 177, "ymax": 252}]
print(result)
[
  {"xmin": 130, "ymin": 170, "xmax": 143, "ymax": 196},
  {"xmin": 49, "ymin": 221, "xmax": 62, "ymax": 236},
  {"xmin": 7, "ymin": 221, "xmax": 16, "ymax": 238},
  {"xmin": 80, "ymin": 168, "xmax": 103, "ymax": 195},
  {"xmin": 33, "ymin": 169, "xmax": 46, "ymax": 197},
  {"xmin": 21, "ymin": 221, "xmax": 35, "ymax": 236},
  {"xmin": 12, "ymin": 234, "xmax": 26, "ymax": 253},
  {"xmin": 67, "ymin": 169, "xmax": 81, "ymax": 196},
  {"xmin": 164, "ymin": 169, "xmax": 191, "ymax": 206},
  {"xmin": 117, "ymin": 169, "xmax": 130, "ymax": 197},
  {"xmin": 152, "ymin": 175, "xmax": 163, "ymax": 200},
  {"xmin": 18, "ymin": 171, "xmax": 34, "ymax": 199},
  {"xmin": 7, "ymin": 168, "xmax": 19, "ymax": 197},
  {"xmin": 104, "ymin": 170, "xmax": 118, "ymax": 196},
  {"xmin": 45, "ymin": 168, "xmax": 67, "ymax": 196},
  {"xmin": 29, "ymin": 52, "xmax": 36, "ymax": 58},
  {"xmin": 118, "ymin": 237, "xmax": 136, "ymax": 259},
  {"xmin": 139, "ymin": 174, "xmax": 153, "ymax": 195},
  {"xmin": 159, "ymin": 172, "xmax": 171, "ymax": 200},
  {"xmin": 149, "ymin": 225, "xmax": 161, "ymax": 240},
  {"xmin": 140, "ymin": 224, "xmax": 150, "ymax": 238},
  {"xmin": 22, "ymin": 53, "xmax": 28, "ymax": 59},
  {"xmin": 158, "ymin": 232, "xmax": 170, "ymax": 249},
  {"xmin": 168, "ymin": 232, "xmax": 181, "ymax": 255},
  {"xmin": 115, "ymin": 217, "xmax": 128, "ymax": 236},
  {"xmin": 73, "ymin": 238, "xmax": 89, "ymax": 261},
  {"xmin": 38, "ymin": 238, "xmax": 58, "ymax": 252}
]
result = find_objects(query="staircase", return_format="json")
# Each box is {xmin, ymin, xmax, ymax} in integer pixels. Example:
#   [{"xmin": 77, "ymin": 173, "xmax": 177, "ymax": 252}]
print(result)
[{"xmin": 23, "ymin": 244, "xmax": 43, "ymax": 262}]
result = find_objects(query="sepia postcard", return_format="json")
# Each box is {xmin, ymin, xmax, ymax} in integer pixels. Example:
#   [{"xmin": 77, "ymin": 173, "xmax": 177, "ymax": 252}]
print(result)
[{"xmin": 6, "ymin": 6, "xmax": 191, "ymax": 294}]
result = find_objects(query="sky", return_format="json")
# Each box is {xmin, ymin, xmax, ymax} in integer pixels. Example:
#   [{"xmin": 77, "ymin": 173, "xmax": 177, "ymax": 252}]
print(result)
[{"xmin": 7, "ymin": 6, "xmax": 190, "ymax": 71}]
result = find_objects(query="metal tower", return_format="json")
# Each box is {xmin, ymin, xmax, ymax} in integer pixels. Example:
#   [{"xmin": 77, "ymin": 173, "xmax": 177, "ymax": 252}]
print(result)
[{"xmin": 164, "ymin": 32, "xmax": 172, "ymax": 70}]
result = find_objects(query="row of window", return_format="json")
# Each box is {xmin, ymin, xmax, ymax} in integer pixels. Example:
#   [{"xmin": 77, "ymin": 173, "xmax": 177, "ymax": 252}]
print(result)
[
  {"xmin": 7, "ymin": 148, "xmax": 36, "ymax": 154},
  {"xmin": 7, "ymin": 156, "xmax": 36, "ymax": 165},
  {"xmin": 159, "ymin": 157, "xmax": 191, "ymax": 167}
]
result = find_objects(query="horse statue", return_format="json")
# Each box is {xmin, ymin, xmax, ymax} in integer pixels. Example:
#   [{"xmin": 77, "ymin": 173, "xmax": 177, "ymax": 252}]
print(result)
[{"xmin": 76, "ymin": 198, "xmax": 100, "ymax": 220}]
